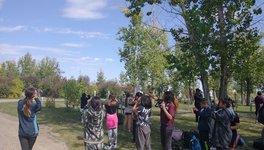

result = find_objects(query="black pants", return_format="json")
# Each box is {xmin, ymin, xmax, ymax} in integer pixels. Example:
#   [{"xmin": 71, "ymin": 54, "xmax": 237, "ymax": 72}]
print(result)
[
  {"xmin": 199, "ymin": 131, "xmax": 210, "ymax": 150},
  {"xmin": 19, "ymin": 136, "xmax": 37, "ymax": 150},
  {"xmin": 132, "ymin": 120, "xmax": 137, "ymax": 142},
  {"xmin": 160, "ymin": 124, "xmax": 173, "ymax": 150}
]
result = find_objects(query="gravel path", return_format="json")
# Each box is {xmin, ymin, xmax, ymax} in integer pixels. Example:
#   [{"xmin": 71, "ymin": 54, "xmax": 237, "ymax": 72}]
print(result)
[{"xmin": 0, "ymin": 112, "xmax": 68, "ymax": 150}]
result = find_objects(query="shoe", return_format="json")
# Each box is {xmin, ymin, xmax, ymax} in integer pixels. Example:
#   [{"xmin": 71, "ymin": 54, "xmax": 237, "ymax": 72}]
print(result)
[{"xmin": 111, "ymin": 144, "xmax": 117, "ymax": 149}]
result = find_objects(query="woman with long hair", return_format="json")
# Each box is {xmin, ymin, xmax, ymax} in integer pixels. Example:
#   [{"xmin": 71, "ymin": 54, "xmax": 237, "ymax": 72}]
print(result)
[
  {"xmin": 83, "ymin": 96, "xmax": 104, "ymax": 150},
  {"xmin": 160, "ymin": 91, "xmax": 176, "ymax": 150},
  {"xmin": 105, "ymin": 95, "xmax": 118, "ymax": 148},
  {"xmin": 17, "ymin": 87, "xmax": 42, "ymax": 150}
]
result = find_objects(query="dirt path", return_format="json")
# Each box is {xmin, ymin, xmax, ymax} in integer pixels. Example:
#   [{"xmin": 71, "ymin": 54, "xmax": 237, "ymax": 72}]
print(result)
[{"xmin": 0, "ymin": 112, "xmax": 68, "ymax": 150}]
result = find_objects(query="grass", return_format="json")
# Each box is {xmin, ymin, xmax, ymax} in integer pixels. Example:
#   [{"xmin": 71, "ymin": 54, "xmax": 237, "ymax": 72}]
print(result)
[{"xmin": 0, "ymin": 100, "xmax": 263, "ymax": 150}]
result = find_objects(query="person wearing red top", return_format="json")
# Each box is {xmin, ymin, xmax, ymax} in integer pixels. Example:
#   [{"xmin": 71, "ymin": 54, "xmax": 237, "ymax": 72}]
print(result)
[
  {"xmin": 160, "ymin": 91, "xmax": 176, "ymax": 150},
  {"xmin": 255, "ymin": 91, "xmax": 264, "ymax": 116}
]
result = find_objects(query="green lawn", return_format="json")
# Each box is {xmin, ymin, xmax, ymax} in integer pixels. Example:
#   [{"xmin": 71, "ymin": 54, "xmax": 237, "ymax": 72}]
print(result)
[{"xmin": 0, "ymin": 100, "xmax": 262, "ymax": 150}]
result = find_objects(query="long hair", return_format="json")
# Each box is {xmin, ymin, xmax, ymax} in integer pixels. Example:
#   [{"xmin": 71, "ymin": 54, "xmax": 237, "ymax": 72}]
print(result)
[
  {"xmin": 90, "ymin": 96, "xmax": 102, "ymax": 111},
  {"xmin": 140, "ymin": 95, "xmax": 152, "ymax": 109},
  {"xmin": 23, "ymin": 87, "xmax": 36, "ymax": 117},
  {"xmin": 163, "ymin": 91, "xmax": 174, "ymax": 103},
  {"xmin": 172, "ymin": 96, "xmax": 179, "ymax": 111}
]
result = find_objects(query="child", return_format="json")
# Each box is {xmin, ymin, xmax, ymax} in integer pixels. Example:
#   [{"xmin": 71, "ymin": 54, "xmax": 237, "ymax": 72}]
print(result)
[
  {"xmin": 210, "ymin": 98, "xmax": 233, "ymax": 149},
  {"xmin": 132, "ymin": 95, "xmax": 152, "ymax": 150},
  {"xmin": 105, "ymin": 95, "xmax": 118, "ymax": 149},
  {"xmin": 229, "ymin": 100, "xmax": 240, "ymax": 149},
  {"xmin": 197, "ymin": 98, "xmax": 213, "ymax": 150}
]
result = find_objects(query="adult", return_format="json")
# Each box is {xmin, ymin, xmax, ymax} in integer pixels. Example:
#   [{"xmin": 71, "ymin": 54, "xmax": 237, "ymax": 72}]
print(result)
[
  {"xmin": 83, "ymin": 96, "xmax": 104, "ymax": 150},
  {"xmin": 160, "ymin": 91, "xmax": 177, "ymax": 150},
  {"xmin": 105, "ymin": 95, "xmax": 118, "ymax": 149},
  {"xmin": 80, "ymin": 93, "xmax": 90, "ymax": 122},
  {"xmin": 17, "ymin": 87, "xmax": 42, "ymax": 150},
  {"xmin": 194, "ymin": 88, "xmax": 203, "ymax": 122},
  {"xmin": 254, "ymin": 91, "xmax": 264, "ymax": 116}
]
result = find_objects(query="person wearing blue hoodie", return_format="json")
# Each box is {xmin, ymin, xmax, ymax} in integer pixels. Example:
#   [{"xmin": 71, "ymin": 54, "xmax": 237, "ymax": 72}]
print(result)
[{"xmin": 17, "ymin": 87, "xmax": 42, "ymax": 150}]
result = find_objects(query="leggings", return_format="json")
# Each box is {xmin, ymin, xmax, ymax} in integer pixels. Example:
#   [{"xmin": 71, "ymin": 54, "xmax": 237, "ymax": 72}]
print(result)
[
  {"xmin": 107, "ymin": 128, "xmax": 118, "ymax": 146},
  {"xmin": 19, "ymin": 136, "xmax": 37, "ymax": 150}
]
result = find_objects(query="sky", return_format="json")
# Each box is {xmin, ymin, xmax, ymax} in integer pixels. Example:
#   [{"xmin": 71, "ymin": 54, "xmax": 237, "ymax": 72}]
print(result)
[
  {"xmin": 0, "ymin": 0, "xmax": 263, "ymax": 82},
  {"xmin": 0, "ymin": 0, "xmax": 130, "ymax": 81}
]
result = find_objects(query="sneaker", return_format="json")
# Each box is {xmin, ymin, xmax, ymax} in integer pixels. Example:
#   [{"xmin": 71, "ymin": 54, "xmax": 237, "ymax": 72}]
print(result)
[{"xmin": 111, "ymin": 144, "xmax": 117, "ymax": 149}]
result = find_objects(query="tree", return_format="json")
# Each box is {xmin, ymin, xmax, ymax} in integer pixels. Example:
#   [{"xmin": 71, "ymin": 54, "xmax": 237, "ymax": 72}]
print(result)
[
  {"xmin": 96, "ymin": 70, "xmax": 105, "ymax": 86},
  {"xmin": 18, "ymin": 52, "xmax": 37, "ymax": 77},
  {"xmin": 37, "ymin": 57, "xmax": 61, "ymax": 79},
  {"xmin": 0, "ymin": 61, "xmax": 19, "ymax": 78},
  {"xmin": 10, "ymin": 78, "xmax": 24, "ymax": 98},
  {"xmin": 63, "ymin": 78, "xmax": 81, "ymax": 108},
  {"xmin": 125, "ymin": 0, "xmax": 262, "ymax": 101},
  {"xmin": 118, "ymin": 10, "xmax": 169, "ymax": 93}
]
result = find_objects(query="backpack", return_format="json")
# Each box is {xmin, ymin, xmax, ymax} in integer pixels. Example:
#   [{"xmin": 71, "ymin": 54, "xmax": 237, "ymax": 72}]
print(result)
[
  {"xmin": 183, "ymin": 130, "xmax": 200, "ymax": 149},
  {"xmin": 257, "ymin": 106, "xmax": 264, "ymax": 125},
  {"xmin": 190, "ymin": 135, "xmax": 201, "ymax": 150}
]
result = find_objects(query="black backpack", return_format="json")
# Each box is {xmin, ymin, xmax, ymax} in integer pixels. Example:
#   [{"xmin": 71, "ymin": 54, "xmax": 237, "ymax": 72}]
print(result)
[{"xmin": 183, "ymin": 130, "xmax": 200, "ymax": 149}]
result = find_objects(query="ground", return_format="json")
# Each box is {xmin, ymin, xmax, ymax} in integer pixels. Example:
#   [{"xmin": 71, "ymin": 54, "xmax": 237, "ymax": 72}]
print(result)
[{"xmin": 0, "ymin": 100, "xmax": 68, "ymax": 150}]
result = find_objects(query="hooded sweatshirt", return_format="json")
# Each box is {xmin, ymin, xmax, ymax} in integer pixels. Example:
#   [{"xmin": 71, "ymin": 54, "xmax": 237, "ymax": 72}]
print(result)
[{"xmin": 17, "ymin": 98, "xmax": 42, "ymax": 137}]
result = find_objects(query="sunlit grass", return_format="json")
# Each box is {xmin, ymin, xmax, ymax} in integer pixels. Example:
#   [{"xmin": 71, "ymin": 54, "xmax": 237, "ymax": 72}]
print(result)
[{"xmin": 0, "ymin": 100, "xmax": 262, "ymax": 150}]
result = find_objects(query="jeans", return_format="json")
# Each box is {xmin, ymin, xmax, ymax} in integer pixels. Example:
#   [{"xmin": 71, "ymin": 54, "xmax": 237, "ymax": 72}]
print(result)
[{"xmin": 19, "ymin": 136, "xmax": 37, "ymax": 150}]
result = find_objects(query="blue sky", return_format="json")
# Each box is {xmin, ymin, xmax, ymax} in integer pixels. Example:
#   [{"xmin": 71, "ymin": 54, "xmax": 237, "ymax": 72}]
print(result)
[
  {"xmin": 0, "ymin": 0, "xmax": 263, "ymax": 82},
  {"xmin": 0, "ymin": 0, "xmax": 130, "ymax": 81}
]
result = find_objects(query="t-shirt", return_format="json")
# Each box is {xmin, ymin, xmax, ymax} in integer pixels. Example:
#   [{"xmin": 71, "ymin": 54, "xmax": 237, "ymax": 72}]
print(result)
[
  {"xmin": 136, "ymin": 106, "xmax": 151, "ymax": 126},
  {"xmin": 160, "ymin": 102, "xmax": 175, "ymax": 127},
  {"xmin": 105, "ymin": 104, "xmax": 117, "ymax": 114},
  {"xmin": 255, "ymin": 95, "xmax": 264, "ymax": 114}
]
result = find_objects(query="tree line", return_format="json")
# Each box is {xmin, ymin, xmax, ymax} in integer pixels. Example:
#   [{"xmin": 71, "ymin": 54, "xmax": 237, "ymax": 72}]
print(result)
[
  {"xmin": 0, "ymin": 52, "xmax": 133, "ymax": 108},
  {"xmin": 118, "ymin": 0, "xmax": 264, "ymax": 105}
]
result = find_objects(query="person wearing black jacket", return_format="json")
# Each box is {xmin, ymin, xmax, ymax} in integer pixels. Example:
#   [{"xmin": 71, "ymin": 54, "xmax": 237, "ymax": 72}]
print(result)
[
  {"xmin": 194, "ymin": 88, "xmax": 203, "ymax": 122},
  {"xmin": 197, "ymin": 98, "xmax": 213, "ymax": 150}
]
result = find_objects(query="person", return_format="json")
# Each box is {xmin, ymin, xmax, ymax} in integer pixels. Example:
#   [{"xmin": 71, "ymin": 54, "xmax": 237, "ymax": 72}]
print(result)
[
  {"xmin": 194, "ymin": 88, "xmax": 203, "ymax": 122},
  {"xmin": 83, "ymin": 96, "xmax": 104, "ymax": 150},
  {"xmin": 160, "ymin": 91, "xmax": 177, "ymax": 150},
  {"xmin": 197, "ymin": 98, "xmax": 213, "ymax": 150},
  {"xmin": 132, "ymin": 91, "xmax": 143, "ymax": 143},
  {"xmin": 210, "ymin": 98, "xmax": 233, "ymax": 150},
  {"xmin": 105, "ymin": 95, "xmax": 118, "ymax": 149},
  {"xmin": 229, "ymin": 100, "xmax": 240, "ymax": 150},
  {"xmin": 80, "ymin": 93, "xmax": 90, "ymax": 122},
  {"xmin": 254, "ymin": 91, "xmax": 264, "ymax": 118},
  {"xmin": 123, "ymin": 93, "xmax": 133, "ymax": 133},
  {"xmin": 80, "ymin": 93, "xmax": 90, "ymax": 110},
  {"xmin": 17, "ymin": 87, "xmax": 42, "ymax": 150},
  {"xmin": 132, "ymin": 95, "xmax": 152, "ymax": 150}
]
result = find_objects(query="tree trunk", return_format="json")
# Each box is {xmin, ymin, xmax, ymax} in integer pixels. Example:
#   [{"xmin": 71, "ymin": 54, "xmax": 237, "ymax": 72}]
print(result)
[
  {"xmin": 200, "ymin": 73, "xmax": 211, "ymax": 105},
  {"xmin": 246, "ymin": 78, "xmax": 251, "ymax": 106},
  {"xmin": 240, "ymin": 79, "xmax": 244, "ymax": 105},
  {"xmin": 219, "ymin": 61, "xmax": 229, "ymax": 100},
  {"xmin": 218, "ymin": 1, "xmax": 229, "ymax": 101}
]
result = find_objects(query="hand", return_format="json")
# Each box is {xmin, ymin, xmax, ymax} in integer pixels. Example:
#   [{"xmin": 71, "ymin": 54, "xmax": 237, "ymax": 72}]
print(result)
[{"xmin": 161, "ymin": 102, "xmax": 166, "ymax": 109}]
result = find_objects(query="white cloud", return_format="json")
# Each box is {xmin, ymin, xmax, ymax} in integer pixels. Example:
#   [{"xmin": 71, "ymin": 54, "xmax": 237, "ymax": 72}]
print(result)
[
  {"xmin": 0, "ymin": 25, "xmax": 27, "ymax": 32},
  {"xmin": 0, "ymin": 43, "xmax": 77, "ymax": 56},
  {"xmin": 63, "ymin": 0, "xmax": 107, "ymax": 20},
  {"xmin": 105, "ymin": 58, "xmax": 114, "ymax": 62},
  {"xmin": 32, "ymin": 27, "xmax": 109, "ymax": 39},
  {"xmin": 61, "ymin": 43, "xmax": 84, "ymax": 48}
]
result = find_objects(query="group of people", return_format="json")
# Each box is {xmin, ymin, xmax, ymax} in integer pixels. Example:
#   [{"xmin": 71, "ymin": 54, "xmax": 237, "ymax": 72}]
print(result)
[
  {"xmin": 81, "ymin": 91, "xmax": 179, "ymax": 150},
  {"xmin": 194, "ymin": 88, "xmax": 246, "ymax": 150},
  {"xmin": 16, "ymin": 86, "xmax": 264, "ymax": 150}
]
